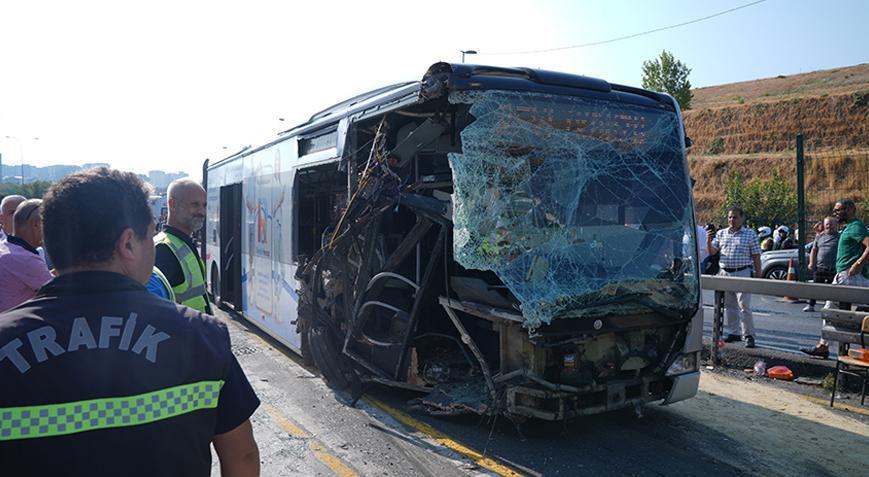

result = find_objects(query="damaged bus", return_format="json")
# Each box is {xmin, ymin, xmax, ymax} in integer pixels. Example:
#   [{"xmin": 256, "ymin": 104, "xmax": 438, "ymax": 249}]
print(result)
[{"xmin": 204, "ymin": 62, "xmax": 702, "ymax": 422}]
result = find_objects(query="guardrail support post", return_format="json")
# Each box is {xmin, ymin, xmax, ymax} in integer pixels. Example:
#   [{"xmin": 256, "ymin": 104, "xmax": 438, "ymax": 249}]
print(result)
[{"xmin": 712, "ymin": 290, "xmax": 725, "ymax": 365}]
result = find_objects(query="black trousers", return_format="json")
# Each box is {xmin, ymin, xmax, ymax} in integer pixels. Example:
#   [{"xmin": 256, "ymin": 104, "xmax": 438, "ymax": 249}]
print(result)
[{"xmin": 808, "ymin": 269, "xmax": 836, "ymax": 307}]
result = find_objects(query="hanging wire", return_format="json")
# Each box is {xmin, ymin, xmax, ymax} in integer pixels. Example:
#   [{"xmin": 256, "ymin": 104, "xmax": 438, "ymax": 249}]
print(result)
[{"xmin": 482, "ymin": 0, "xmax": 767, "ymax": 56}]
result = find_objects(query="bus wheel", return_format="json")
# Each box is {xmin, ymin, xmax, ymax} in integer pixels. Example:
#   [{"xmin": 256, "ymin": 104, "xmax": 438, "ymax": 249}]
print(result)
[
  {"xmin": 299, "ymin": 322, "xmax": 313, "ymax": 367},
  {"xmin": 211, "ymin": 267, "xmax": 225, "ymax": 310},
  {"xmin": 308, "ymin": 326, "xmax": 354, "ymax": 390}
]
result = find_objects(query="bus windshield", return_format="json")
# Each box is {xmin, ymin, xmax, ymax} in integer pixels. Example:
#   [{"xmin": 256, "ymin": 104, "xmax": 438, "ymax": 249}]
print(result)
[{"xmin": 448, "ymin": 90, "xmax": 698, "ymax": 327}]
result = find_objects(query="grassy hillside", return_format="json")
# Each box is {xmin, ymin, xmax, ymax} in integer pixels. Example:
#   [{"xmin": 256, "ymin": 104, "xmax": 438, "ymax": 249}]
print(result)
[
  {"xmin": 691, "ymin": 63, "xmax": 869, "ymax": 110},
  {"xmin": 684, "ymin": 63, "xmax": 869, "ymax": 225}
]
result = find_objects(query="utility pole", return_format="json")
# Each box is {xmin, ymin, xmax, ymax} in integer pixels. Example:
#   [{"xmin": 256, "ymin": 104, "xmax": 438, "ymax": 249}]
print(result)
[{"xmin": 4, "ymin": 136, "xmax": 38, "ymax": 185}]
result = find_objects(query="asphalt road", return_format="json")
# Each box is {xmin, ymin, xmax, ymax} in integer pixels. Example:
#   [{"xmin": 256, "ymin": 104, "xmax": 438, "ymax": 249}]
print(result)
[
  {"xmin": 701, "ymin": 289, "xmax": 832, "ymax": 356},
  {"xmin": 212, "ymin": 308, "xmax": 869, "ymax": 477}
]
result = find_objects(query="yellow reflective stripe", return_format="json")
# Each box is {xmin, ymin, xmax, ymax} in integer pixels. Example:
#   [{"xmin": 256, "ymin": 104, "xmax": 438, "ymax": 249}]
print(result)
[
  {"xmin": 157, "ymin": 232, "xmax": 209, "ymax": 312},
  {"xmin": 0, "ymin": 380, "xmax": 224, "ymax": 441},
  {"xmin": 176, "ymin": 285, "xmax": 207, "ymax": 302}
]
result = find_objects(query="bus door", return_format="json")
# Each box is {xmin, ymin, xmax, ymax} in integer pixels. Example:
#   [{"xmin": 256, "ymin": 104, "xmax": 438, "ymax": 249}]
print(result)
[{"xmin": 219, "ymin": 183, "xmax": 243, "ymax": 309}]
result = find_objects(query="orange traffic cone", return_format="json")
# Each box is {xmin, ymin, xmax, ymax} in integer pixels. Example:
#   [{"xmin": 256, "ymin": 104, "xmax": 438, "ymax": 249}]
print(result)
[{"xmin": 783, "ymin": 258, "xmax": 801, "ymax": 303}]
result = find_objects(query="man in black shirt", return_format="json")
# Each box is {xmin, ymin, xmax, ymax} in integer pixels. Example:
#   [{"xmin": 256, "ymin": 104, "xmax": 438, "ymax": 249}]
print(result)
[{"xmin": 0, "ymin": 168, "xmax": 260, "ymax": 476}]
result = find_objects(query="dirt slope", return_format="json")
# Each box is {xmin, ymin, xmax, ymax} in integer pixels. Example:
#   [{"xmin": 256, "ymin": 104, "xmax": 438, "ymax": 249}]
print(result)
[
  {"xmin": 691, "ymin": 63, "xmax": 869, "ymax": 110},
  {"xmin": 683, "ymin": 63, "xmax": 869, "ymax": 224}
]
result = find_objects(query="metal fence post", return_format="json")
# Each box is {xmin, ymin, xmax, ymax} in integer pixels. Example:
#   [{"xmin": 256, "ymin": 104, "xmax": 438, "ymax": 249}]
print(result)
[
  {"xmin": 796, "ymin": 134, "xmax": 806, "ymax": 281},
  {"xmin": 711, "ymin": 290, "xmax": 725, "ymax": 364}
]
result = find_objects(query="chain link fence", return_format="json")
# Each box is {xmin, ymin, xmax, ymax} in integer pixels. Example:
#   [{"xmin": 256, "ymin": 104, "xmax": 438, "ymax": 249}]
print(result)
[{"xmin": 804, "ymin": 146, "xmax": 869, "ymax": 226}]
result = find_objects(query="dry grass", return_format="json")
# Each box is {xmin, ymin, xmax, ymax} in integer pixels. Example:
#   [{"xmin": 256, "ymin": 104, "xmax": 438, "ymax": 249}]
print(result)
[
  {"xmin": 689, "ymin": 151, "xmax": 868, "ymax": 225},
  {"xmin": 684, "ymin": 93, "xmax": 869, "ymax": 155},
  {"xmin": 691, "ymin": 63, "xmax": 869, "ymax": 110},
  {"xmin": 685, "ymin": 65, "xmax": 869, "ymax": 225}
]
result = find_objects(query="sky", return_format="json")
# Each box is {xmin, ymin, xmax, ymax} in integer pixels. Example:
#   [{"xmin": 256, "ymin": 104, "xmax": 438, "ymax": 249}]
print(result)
[{"xmin": 0, "ymin": 0, "xmax": 866, "ymax": 179}]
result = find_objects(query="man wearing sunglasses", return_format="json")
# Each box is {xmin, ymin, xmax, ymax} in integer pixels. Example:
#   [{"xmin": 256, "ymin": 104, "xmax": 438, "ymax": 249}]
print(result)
[
  {"xmin": 0, "ymin": 199, "xmax": 53, "ymax": 312},
  {"xmin": 802, "ymin": 199, "xmax": 869, "ymax": 358}
]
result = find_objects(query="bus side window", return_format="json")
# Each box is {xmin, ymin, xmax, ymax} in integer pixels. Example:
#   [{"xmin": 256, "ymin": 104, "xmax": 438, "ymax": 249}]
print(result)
[{"xmin": 293, "ymin": 163, "xmax": 347, "ymax": 261}]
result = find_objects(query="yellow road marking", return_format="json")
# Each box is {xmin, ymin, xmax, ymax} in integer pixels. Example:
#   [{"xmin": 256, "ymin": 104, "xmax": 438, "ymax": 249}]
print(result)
[
  {"xmin": 309, "ymin": 441, "xmax": 359, "ymax": 477},
  {"xmin": 365, "ymin": 396, "xmax": 524, "ymax": 477},
  {"xmin": 798, "ymin": 394, "xmax": 869, "ymax": 416},
  {"xmin": 264, "ymin": 404, "xmax": 310, "ymax": 438},
  {"xmin": 263, "ymin": 404, "xmax": 359, "ymax": 477}
]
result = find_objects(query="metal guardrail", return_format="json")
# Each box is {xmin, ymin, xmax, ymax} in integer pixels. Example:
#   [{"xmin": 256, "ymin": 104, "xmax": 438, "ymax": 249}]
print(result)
[
  {"xmin": 820, "ymin": 308, "xmax": 869, "ymax": 346},
  {"xmin": 700, "ymin": 276, "xmax": 869, "ymax": 364}
]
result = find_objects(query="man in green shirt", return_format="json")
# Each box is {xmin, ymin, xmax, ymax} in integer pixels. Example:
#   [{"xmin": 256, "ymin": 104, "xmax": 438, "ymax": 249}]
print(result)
[
  {"xmin": 833, "ymin": 199, "xmax": 869, "ymax": 282},
  {"xmin": 802, "ymin": 199, "xmax": 869, "ymax": 358}
]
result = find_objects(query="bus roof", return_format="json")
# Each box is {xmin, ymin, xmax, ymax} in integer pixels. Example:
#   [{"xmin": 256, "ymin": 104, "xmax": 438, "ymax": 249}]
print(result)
[{"xmin": 207, "ymin": 62, "xmax": 676, "ymax": 170}]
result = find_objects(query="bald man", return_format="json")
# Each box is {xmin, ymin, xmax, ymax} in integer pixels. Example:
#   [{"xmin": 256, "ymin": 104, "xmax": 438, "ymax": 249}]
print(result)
[
  {"xmin": 153, "ymin": 179, "xmax": 212, "ymax": 313},
  {"xmin": 0, "ymin": 199, "xmax": 53, "ymax": 311},
  {"xmin": 0, "ymin": 194, "xmax": 26, "ymax": 239}
]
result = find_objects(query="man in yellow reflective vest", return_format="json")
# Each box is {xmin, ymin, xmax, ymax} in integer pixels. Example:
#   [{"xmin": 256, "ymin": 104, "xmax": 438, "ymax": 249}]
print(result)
[{"xmin": 154, "ymin": 178, "xmax": 212, "ymax": 314}]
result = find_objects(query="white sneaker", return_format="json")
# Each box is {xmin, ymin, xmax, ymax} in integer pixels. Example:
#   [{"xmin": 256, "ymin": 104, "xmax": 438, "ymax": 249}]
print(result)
[{"xmin": 802, "ymin": 305, "xmax": 815, "ymax": 312}]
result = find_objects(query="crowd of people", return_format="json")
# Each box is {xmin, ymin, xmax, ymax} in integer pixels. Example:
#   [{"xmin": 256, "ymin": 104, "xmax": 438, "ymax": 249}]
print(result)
[
  {"xmin": 0, "ymin": 169, "xmax": 260, "ymax": 476},
  {"xmin": 700, "ymin": 201, "xmax": 869, "ymax": 355}
]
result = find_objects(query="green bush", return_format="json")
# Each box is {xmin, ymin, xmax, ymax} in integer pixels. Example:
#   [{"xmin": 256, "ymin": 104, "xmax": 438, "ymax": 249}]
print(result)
[
  {"xmin": 0, "ymin": 181, "xmax": 53, "ymax": 201},
  {"xmin": 721, "ymin": 169, "xmax": 798, "ymax": 227},
  {"xmin": 705, "ymin": 137, "xmax": 725, "ymax": 155},
  {"xmin": 852, "ymin": 90, "xmax": 868, "ymax": 108}
]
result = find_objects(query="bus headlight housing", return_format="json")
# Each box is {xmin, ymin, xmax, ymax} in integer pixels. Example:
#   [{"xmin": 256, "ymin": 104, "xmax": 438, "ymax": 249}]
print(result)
[{"xmin": 666, "ymin": 352, "xmax": 698, "ymax": 376}]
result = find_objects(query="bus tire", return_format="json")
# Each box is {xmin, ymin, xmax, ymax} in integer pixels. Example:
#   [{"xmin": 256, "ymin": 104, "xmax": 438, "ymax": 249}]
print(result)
[
  {"xmin": 210, "ymin": 267, "xmax": 226, "ymax": 310},
  {"xmin": 299, "ymin": 323, "xmax": 314, "ymax": 367},
  {"xmin": 308, "ymin": 326, "xmax": 351, "ymax": 390}
]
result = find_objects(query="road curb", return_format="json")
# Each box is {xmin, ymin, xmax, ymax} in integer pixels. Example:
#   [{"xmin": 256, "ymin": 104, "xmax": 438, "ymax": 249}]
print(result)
[{"xmin": 702, "ymin": 338, "xmax": 836, "ymax": 379}]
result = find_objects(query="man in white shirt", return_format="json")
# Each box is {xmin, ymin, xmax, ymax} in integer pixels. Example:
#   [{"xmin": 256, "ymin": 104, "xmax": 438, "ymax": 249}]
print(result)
[{"xmin": 707, "ymin": 206, "xmax": 762, "ymax": 348}]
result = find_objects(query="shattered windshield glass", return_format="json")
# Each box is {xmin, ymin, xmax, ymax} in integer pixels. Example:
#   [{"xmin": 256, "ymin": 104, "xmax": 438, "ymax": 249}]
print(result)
[{"xmin": 448, "ymin": 90, "xmax": 699, "ymax": 328}]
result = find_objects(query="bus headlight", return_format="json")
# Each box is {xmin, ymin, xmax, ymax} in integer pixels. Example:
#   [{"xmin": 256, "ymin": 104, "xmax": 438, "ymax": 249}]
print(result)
[{"xmin": 666, "ymin": 352, "xmax": 698, "ymax": 376}]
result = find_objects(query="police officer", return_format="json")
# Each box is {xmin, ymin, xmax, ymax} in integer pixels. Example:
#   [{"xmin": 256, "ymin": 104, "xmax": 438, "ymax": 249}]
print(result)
[
  {"xmin": 154, "ymin": 178, "xmax": 212, "ymax": 313},
  {"xmin": 0, "ymin": 168, "xmax": 260, "ymax": 476}
]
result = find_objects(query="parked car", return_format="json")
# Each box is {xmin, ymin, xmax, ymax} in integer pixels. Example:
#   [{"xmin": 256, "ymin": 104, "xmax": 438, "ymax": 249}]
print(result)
[{"xmin": 760, "ymin": 243, "xmax": 812, "ymax": 280}]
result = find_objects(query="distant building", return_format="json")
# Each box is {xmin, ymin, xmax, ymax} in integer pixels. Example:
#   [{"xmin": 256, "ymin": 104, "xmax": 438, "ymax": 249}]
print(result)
[
  {"xmin": 148, "ymin": 170, "xmax": 169, "ymax": 189},
  {"xmin": 37, "ymin": 165, "xmax": 80, "ymax": 181},
  {"xmin": 0, "ymin": 162, "xmax": 185, "ymax": 187}
]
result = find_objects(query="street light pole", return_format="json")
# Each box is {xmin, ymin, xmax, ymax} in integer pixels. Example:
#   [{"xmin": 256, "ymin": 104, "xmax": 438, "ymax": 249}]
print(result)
[
  {"xmin": 4, "ymin": 136, "xmax": 39, "ymax": 185},
  {"xmin": 460, "ymin": 49, "xmax": 477, "ymax": 63}
]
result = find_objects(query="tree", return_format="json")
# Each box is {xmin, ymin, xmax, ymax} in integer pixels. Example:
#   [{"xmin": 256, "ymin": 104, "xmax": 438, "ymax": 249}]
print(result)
[
  {"xmin": 0, "ymin": 181, "xmax": 53, "ymax": 201},
  {"xmin": 642, "ymin": 50, "xmax": 694, "ymax": 110},
  {"xmin": 721, "ymin": 170, "xmax": 797, "ymax": 228}
]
